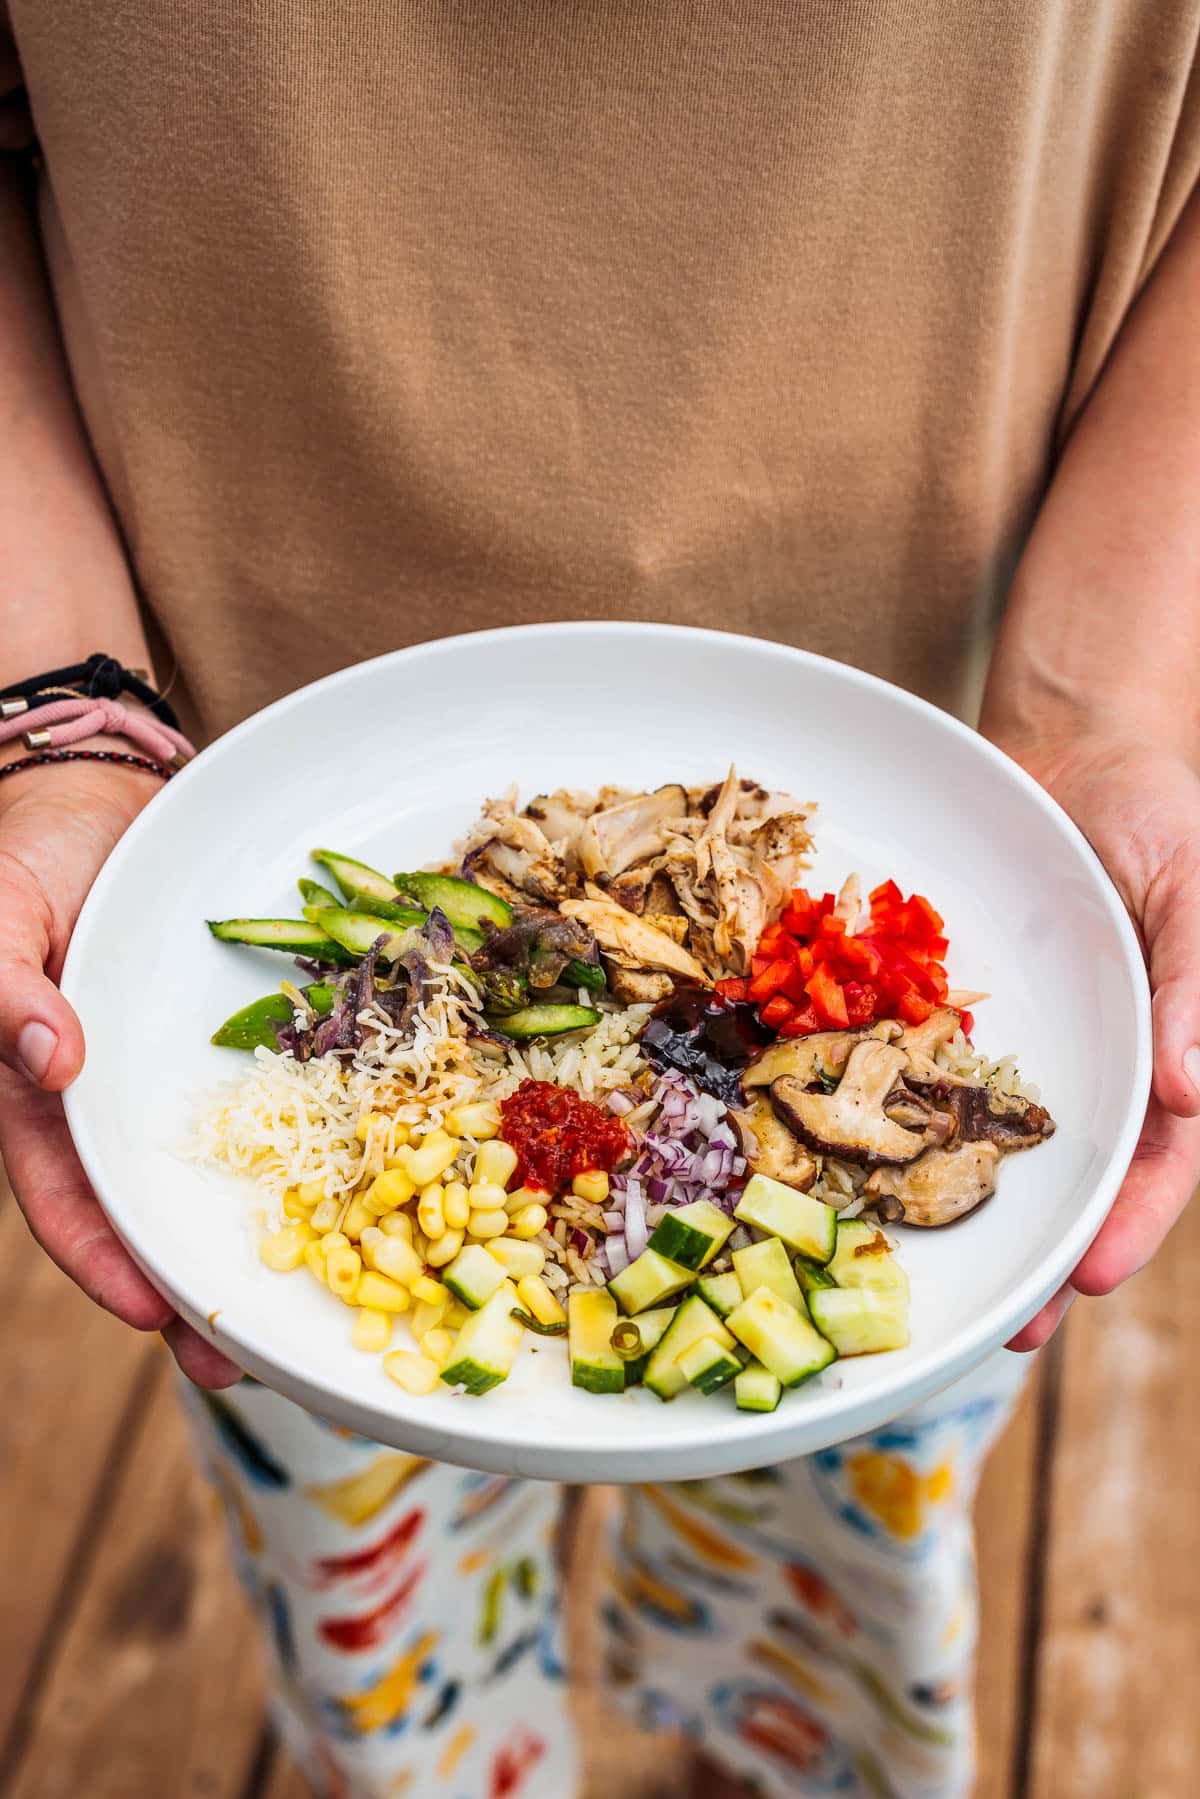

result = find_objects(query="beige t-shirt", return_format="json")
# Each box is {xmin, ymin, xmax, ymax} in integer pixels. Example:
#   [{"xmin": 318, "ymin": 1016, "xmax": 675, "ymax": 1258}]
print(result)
[{"xmin": 3, "ymin": 3, "xmax": 1199, "ymax": 739}]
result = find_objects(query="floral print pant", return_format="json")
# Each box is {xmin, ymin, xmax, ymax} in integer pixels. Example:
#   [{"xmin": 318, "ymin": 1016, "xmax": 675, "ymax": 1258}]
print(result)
[{"xmin": 181, "ymin": 1350, "xmax": 1028, "ymax": 1799}]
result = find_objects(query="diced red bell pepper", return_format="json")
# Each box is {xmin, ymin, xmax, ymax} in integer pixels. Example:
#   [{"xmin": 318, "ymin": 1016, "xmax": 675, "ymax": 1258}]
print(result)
[
  {"xmin": 715, "ymin": 976, "xmax": 748, "ymax": 1003},
  {"xmin": 959, "ymin": 1010, "xmax": 974, "ymax": 1038},
  {"xmin": 759, "ymin": 995, "xmax": 796, "ymax": 1028},
  {"xmin": 748, "ymin": 957, "xmax": 795, "ymax": 1003},
  {"xmin": 806, "ymin": 963, "xmax": 850, "ymax": 1029},
  {"xmin": 842, "ymin": 981, "xmax": 877, "ymax": 1027},
  {"xmin": 779, "ymin": 1003, "xmax": 822, "ymax": 1036},
  {"xmin": 896, "ymin": 987, "xmax": 934, "ymax": 1025}
]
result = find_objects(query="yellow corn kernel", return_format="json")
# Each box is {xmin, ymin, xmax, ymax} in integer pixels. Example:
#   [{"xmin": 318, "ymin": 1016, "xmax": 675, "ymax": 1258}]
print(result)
[
  {"xmin": 341, "ymin": 1197, "xmax": 374, "ymax": 1241},
  {"xmin": 504, "ymin": 1184, "xmax": 550, "ymax": 1215},
  {"xmin": 410, "ymin": 1275, "xmax": 450, "ymax": 1308},
  {"xmin": 356, "ymin": 1110, "xmax": 390, "ymax": 1143},
  {"xmin": 359, "ymin": 1225, "xmax": 385, "ymax": 1268},
  {"xmin": 442, "ymin": 1179, "xmax": 470, "ymax": 1232},
  {"xmin": 365, "ymin": 1168, "xmax": 415, "ymax": 1212},
  {"xmin": 303, "ymin": 1240, "xmax": 328, "ymax": 1283},
  {"xmin": 325, "ymin": 1245, "xmax": 362, "ymax": 1302},
  {"xmin": 485, "ymin": 1238, "xmax": 546, "ymax": 1279},
  {"xmin": 297, "ymin": 1177, "xmax": 327, "ymax": 1207},
  {"xmin": 516, "ymin": 1274, "xmax": 567, "ymax": 1327},
  {"xmin": 281, "ymin": 1189, "xmax": 313, "ymax": 1220},
  {"xmin": 417, "ymin": 1182, "xmax": 446, "ymax": 1241},
  {"xmin": 399, "ymin": 1130, "xmax": 460, "ymax": 1187},
  {"xmin": 311, "ymin": 1197, "xmax": 342, "ymax": 1234},
  {"xmin": 467, "ymin": 1208, "xmax": 508, "ymax": 1240},
  {"xmin": 352, "ymin": 1307, "xmax": 393, "ymax": 1353},
  {"xmin": 420, "ymin": 1328, "xmax": 456, "ymax": 1369},
  {"xmin": 509, "ymin": 1203, "xmax": 549, "ymax": 1240},
  {"xmin": 445, "ymin": 1101, "xmax": 501, "ymax": 1140},
  {"xmin": 379, "ymin": 1212, "xmax": 414, "ymax": 1241},
  {"xmin": 383, "ymin": 1351, "xmax": 440, "ymax": 1395},
  {"xmin": 356, "ymin": 1270, "xmax": 411, "ymax": 1313},
  {"xmin": 468, "ymin": 1179, "xmax": 509, "ymax": 1214},
  {"xmin": 425, "ymin": 1227, "xmax": 464, "ymax": 1269},
  {"xmin": 572, "ymin": 1169, "xmax": 610, "ymax": 1204},
  {"xmin": 259, "ymin": 1222, "xmax": 315, "ymax": 1271},
  {"xmin": 444, "ymin": 1300, "xmax": 471, "ymax": 1329},
  {"xmin": 372, "ymin": 1235, "xmax": 424, "ymax": 1287},
  {"xmin": 473, "ymin": 1139, "xmax": 519, "ymax": 1187},
  {"xmin": 412, "ymin": 1226, "xmax": 431, "ymax": 1261},
  {"xmin": 322, "ymin": 1231, "xmax": 350, "ymax": 1253},
  {"xmin": 410, "ymin": 1298, "xmax": 447, "ymax": 1339}
]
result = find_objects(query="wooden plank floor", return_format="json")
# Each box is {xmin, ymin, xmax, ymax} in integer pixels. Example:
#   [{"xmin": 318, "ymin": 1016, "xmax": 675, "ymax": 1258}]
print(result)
[{"xmin": 2, "ymin": 1170, "xmax": 1196, "ymax": 1798}]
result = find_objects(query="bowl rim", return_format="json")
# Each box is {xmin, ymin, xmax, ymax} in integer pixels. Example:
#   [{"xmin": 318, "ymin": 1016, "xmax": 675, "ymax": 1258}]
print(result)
[{"xmin": 61, "ymin": 621, "xmax": 1154, "ymax": 1475}]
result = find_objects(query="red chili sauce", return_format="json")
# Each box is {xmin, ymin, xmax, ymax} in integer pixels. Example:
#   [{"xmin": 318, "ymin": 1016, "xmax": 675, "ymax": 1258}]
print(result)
[{"xmin": 499, "ymin": 1079, "xmax": 628, "ymax": 1195}]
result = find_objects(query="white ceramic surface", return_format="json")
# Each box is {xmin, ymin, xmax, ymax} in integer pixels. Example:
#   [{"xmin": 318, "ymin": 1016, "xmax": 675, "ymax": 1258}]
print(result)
[{"xmin": 61, "ymin": 624, "xmax": 1151, "ymax": 1481}]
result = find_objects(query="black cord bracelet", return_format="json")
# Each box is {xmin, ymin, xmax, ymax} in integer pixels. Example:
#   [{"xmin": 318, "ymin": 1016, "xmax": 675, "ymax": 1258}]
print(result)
[{"xmin": 0, "ymin": 652, "xmax": 181, "ymax": 729}]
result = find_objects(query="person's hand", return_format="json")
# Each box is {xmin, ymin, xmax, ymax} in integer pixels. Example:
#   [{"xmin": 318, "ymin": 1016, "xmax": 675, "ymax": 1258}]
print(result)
[
  {"xmin": 0, "ymin": 761, "xmax": 241, "ymax": 1386},
  {"xmin": 986, "ymin": 733, "xmax": 1200, "ymax": 1349}
]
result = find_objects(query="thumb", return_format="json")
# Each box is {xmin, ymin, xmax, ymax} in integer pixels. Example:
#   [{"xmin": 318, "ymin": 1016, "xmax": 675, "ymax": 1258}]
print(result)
[
  {"xmin": 0, "ymin": 851, "xmax": 86, "ymax": 1090},
  {"xmin": 1146, "ymin": 850, "xmax": 1200, "ymax": 1119}
]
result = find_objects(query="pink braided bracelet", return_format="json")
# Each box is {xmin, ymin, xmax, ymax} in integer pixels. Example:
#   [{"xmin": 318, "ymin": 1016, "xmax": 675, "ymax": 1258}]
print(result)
[{"xmin": 0, "ymin": 695, "xmax": 196, "ymax": 768}]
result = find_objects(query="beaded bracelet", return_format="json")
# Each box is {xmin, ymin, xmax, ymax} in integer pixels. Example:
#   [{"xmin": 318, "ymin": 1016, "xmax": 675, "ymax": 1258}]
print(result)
[{"xmin": 0, "ymin": 748, "xmax": 174, "ymax": 784}]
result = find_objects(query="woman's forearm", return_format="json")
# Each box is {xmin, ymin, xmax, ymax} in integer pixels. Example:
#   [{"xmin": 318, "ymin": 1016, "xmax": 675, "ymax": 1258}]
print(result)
[
  {"xmin": 982, "ymin": 184, "xmax": 1200, "ymax": 760},
  {"xmin": 0, "ymin": 162, "xmax": 150, "ymax": 681}
]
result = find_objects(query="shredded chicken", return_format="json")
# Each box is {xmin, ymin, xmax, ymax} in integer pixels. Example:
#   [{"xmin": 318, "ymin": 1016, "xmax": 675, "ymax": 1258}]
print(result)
[
  {"xmin": 560, "ymin": 886, "xmax": 711, "ymax": 984},
  {"xmin": 460, "ymin": 795, "xmax": 570, "ymax": 903}
]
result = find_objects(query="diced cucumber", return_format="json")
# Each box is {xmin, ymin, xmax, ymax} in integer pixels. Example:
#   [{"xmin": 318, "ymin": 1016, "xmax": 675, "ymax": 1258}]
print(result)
[
  {"xmin": 311, "ymin": 849, "xmax": 401, "ymax": 905},
  {"xmin": 827, "ymin": 1221, "xmax": 910, "ymax": 1295},
  {"xmin": 735, "ymin": 1362, "xmax": 782, "ymax": 1413},
  {"xmin": 808, "ymin": 1287, "xmax": 910, "ymax": 1356},
  {"xmin": 725, "ymin": 1286, "xmax": 837, "ymax": 1389},
  {"xmin": 794, "ymin": 1253, "xmax": 838, "ymax": 1293},
  {"xmin": 443, "ymin": 1244, "xmax": 508, "ymax": 1311},
  {"xmin": 207, "ymin": 918, "xmax": 356, "ymax": 965},
  {"xmin": 734, "ymin": 1173, "xmax": 837, "ymax": 1263},
  {"xmin": 440, "ymin": 1288, "xmax": 525, "ymax": 1394},
  {"xmin": 694, "ymin": 1271, "xmax": 744, "ymax": 1318},
  {"xmin": 608, "ymin": 1248, "xmax": 696, "ymax": 1316},
  {"xmin": 569, "ymin": 1291, "xmax": 625, "ymax": 1393},
  {"xmin": 484, "ymin": 1004, "xmax": 601, "ymax": 1040},
  {"xmin": 303, "ymin": 904, "xmax": 422, "ymax": 959},
  {"xmin": 677, "ymin": 1334, "xmax": 742, "ymax": 1396},
  {"xmin": 647, "ymin": 1199, "xmax": 735, "ymax": 1272},
  {"xmin": 732, "ymin": 1237, "xmax": 806, "ymax": 1312},
  {"xmin": 611, "ymin": 1307, "xmax": 677, "ymax": 1385},
  {"xmin": 565, "ymin": 958, "xmax": 607, "ymax": 993},
  {"xmin": 211, "ymin": 982, "xmax": 335, "ymax": 1051},
  {"xmin": 644, "ymin": 1296, "xmax": 735, "ymax": 1401},
  {"xmin": 298, "ymin": 877, "xmax": 340, "ymax": 909},
  {"xmin": 393, "ymin": 871, "xmax": 513, "ymax": 931}
]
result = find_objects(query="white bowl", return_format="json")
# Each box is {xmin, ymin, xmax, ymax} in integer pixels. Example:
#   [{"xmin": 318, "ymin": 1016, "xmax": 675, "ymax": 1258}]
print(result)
[{"xmin": 61, "ymin": 624, "xmax": 1151, "ymax": 1481}]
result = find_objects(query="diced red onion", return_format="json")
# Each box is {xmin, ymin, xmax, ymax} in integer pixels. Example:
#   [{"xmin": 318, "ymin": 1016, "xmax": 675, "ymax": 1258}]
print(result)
[
  {"xmin": 604, "ymin": 1233, "xmax": 630, "ymax": 1276},
  {"xmin": 623, "ymin": 1178, "xmax": 649, "ymax": 1258},
  {"xmin": 607, "ymin": 1090, "xmax": 634, "ymax": 1116},
  {"xmin": 602, "ymin": 1209, "xmax": 625, "ymax": 1232}
]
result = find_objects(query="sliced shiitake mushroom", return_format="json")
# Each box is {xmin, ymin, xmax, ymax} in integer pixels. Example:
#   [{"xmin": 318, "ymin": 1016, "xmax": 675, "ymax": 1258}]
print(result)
[
  {"xmin": 865, "ymin": 1142, "xmax": 1002, "ymax": 1226},
  {"xmin": 770, "ymin": 1040, "xmax": 954, "ymax": 1170}
]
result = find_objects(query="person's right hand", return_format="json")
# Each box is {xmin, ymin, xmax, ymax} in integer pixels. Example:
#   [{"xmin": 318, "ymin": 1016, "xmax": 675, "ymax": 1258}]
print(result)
[{"xmin": 0, "ymin": 762, "xmax": 241, "ymax": 1385}]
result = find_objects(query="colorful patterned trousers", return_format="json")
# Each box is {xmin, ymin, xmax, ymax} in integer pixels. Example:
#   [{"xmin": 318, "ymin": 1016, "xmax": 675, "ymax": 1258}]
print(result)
[{"xmin": 181, "ymin": 1351, "xmax": 1028, "ymax": 1799}]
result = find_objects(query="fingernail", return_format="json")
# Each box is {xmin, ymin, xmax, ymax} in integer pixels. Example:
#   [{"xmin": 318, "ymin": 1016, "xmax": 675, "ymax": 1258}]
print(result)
[
  {"xmin": 16, "ymin": 1020, "xmax": 57, "ymax": 1083},
  {"xmin": 1185, "ymin": 1046, "xmax": 1200, "ymax": 1096}
]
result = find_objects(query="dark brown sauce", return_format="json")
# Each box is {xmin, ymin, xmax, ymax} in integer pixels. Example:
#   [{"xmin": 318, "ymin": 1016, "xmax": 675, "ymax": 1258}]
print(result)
[{"xmin": 641, "ymin": 989, "xmax": 771, "ymax": 1106}]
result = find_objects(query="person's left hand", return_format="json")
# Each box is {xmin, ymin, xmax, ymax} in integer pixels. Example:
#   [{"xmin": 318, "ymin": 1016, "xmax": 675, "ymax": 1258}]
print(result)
[{"xmin": 985, "ymin": 732, "xmax": 1200, "ymax": 1349}]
